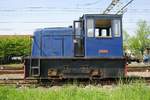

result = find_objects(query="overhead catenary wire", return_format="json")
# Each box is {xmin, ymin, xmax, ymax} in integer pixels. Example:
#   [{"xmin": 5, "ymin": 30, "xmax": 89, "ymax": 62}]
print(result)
[
  {"xmin": 0, "ymin": 0, "xmax": 149, "ymax": 34},
  {"xmin": 0, "ymin": 21, "xmax": 150, "ymax": 24},
  {"xmin": 77, "ymin": 0, "xmax": 101, "ymax": 6},
  {"xmin": 1, "ymin": 8, "xmax": 150, "ymax": 12}
]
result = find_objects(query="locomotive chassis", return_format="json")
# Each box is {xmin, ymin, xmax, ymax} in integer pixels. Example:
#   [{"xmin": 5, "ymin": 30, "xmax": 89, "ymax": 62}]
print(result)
[{"xmin": 24, "ymin": 57, "xmax": 126, "ymax": 79}]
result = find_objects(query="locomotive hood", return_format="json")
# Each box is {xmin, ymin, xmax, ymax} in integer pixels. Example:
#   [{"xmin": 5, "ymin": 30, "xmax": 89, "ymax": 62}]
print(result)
[{"xmin": 34, "ymin": 27, "xmax": 73, "ymax": 36}]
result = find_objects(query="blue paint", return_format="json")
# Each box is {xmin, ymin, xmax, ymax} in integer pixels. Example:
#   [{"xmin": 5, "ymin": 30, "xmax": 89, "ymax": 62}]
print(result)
[
  {"xmin": 32, "ymin": 29, "xmax": 42, "ymax": 57},
  {"xmin": 32, "ymin": 27, "xmax": 74, "ymax": 57},
  {"xmin": 85, "ymin": 37, "xmax": 123, "ymax": 57},
  {"xmin": 83, "ymin": 14, "xmax": 123, "ymax": 58},
  {"xmin": 32, "ymin": 14, "xmax": 124, "ymax": 59}
]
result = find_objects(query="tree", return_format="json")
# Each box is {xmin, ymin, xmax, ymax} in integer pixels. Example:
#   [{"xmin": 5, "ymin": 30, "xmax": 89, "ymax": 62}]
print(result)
[
  {"xmin": 128, "ymin": 20, "xmax": 150, "ymax": 56},
  {"xmin": 0, "ymin": 35, "xmax": 31, "ymax": 64},
  {"xmin": 123, "ymin": 30, "xmax": 130, "ymax": 50}
]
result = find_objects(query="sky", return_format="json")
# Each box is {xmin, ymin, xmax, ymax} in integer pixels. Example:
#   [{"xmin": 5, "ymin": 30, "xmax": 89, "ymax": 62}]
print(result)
[{"xmin": 0, "ymin": 0, "xmax": 150, "ymax": 35}]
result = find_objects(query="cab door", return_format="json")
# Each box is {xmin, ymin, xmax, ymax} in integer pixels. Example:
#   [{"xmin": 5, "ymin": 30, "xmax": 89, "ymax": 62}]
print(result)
[{"xmin": 73, "ymin": 20, "xmax": 84, "ymax": 57}]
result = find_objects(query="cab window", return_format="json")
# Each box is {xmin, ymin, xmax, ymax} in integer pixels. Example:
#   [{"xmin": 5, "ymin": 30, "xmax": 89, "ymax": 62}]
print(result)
[
  {"xmin": 86, "ymin": 18, "xmax": 121, "ymax": 38},
  {"xmin": 112, "ymin": 20, "xmax": 121, "ymax": 37},
  {"xmin": 74, "ymin": 21, "xmax": 82, "ymax": 38},
  {"xmin": 95, "ymin": 19, "xmax": 112, "ymax": 37},
  {"xmin": 87, "ymin": 19, "xmax": 94, "ymax": 37}
]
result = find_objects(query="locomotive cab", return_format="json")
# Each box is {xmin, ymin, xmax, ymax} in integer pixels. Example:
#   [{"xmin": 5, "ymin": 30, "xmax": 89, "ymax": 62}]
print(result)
[{"xmin": 74, "ymin": 14, "xmax": 123, "ymax": 58}]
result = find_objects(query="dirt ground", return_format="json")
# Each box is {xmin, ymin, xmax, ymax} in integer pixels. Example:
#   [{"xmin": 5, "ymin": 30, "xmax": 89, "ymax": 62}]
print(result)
[
  {"xmin": 127, "ymin": 72, "xmax": 150, "ymax": 77},
  {"xmin": 0, "ymin": 74, "xmax": 23, "ymax": 79},
  {"xmin": 128, "ymin": 62, "xmax": 150, "ymax": 67}
]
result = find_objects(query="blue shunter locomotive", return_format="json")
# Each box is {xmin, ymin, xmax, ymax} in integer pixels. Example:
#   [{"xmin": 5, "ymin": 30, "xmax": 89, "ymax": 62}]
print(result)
[{"xmin": 24, "ymin": 14, "xmax": 126, "ymax": 79}]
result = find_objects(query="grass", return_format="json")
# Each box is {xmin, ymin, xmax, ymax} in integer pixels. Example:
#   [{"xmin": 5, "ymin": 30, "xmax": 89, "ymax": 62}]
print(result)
[{"xmin": 0, "ymin": 81, "xmax": 150, "ymax": 100}]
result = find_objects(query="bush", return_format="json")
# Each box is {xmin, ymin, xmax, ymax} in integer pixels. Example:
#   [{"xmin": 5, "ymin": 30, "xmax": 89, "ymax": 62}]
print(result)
[{"xmin": 0, "ymin": 35, "xmax": 31, "ymax": 64}]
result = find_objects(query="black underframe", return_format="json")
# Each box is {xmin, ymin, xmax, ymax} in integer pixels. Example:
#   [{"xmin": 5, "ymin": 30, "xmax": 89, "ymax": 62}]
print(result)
[{"xmin": 24, "ymin": 57, "xmax": 126, "ymax": 79}]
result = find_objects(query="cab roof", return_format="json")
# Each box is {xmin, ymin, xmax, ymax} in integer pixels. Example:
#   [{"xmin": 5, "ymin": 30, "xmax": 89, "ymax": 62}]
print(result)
[{"xmin": 83, "ymin": 14, "xmax": 122, "ymax": 19}]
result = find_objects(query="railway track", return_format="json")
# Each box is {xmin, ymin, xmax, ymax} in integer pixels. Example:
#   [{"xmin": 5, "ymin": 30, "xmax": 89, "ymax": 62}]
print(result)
[
  {"xmin": 0, "ymin": 67, "xmax": 23, "ymax": 74},
  {"xmin": 0, "ymin": 65, "xmax": 149, "ymax": 86},
  {"xmin": 127, "ymin": 65, "xmax": 150, "ymax": 72},
  {"xmin": 0, "ymin": 70, "xmax": 23, "ymax": 74},
  {"xmin": 0, "ymin": 78, "xmax": 37, "ymax": 86},
  {"xmin": 0, "ymin": 65, "xmax": 149, "ymax": 75}
]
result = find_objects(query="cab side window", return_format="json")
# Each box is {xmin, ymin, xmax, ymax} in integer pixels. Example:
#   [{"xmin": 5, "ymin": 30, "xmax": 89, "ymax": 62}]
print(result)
[
  {"xmin": 87, "ymin": 19, "xmax": 94, "ymax": 37},
  {"xmin": 112, "ymin": 20, "xmax": 121, "ymax": 37}
]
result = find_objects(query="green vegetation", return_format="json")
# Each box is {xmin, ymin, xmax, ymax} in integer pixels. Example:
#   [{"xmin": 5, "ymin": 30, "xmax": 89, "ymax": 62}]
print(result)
[
  {"xmin": 123, "ymin": 20, "xmax": 150, "ymax": 57},
  {"xmin": 0, "ymin": 35, "xmax": 31, "ymax": 64},
  {"xmin": 0, "ymin": 81, "xmax": 150, "ymax": 100}
]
